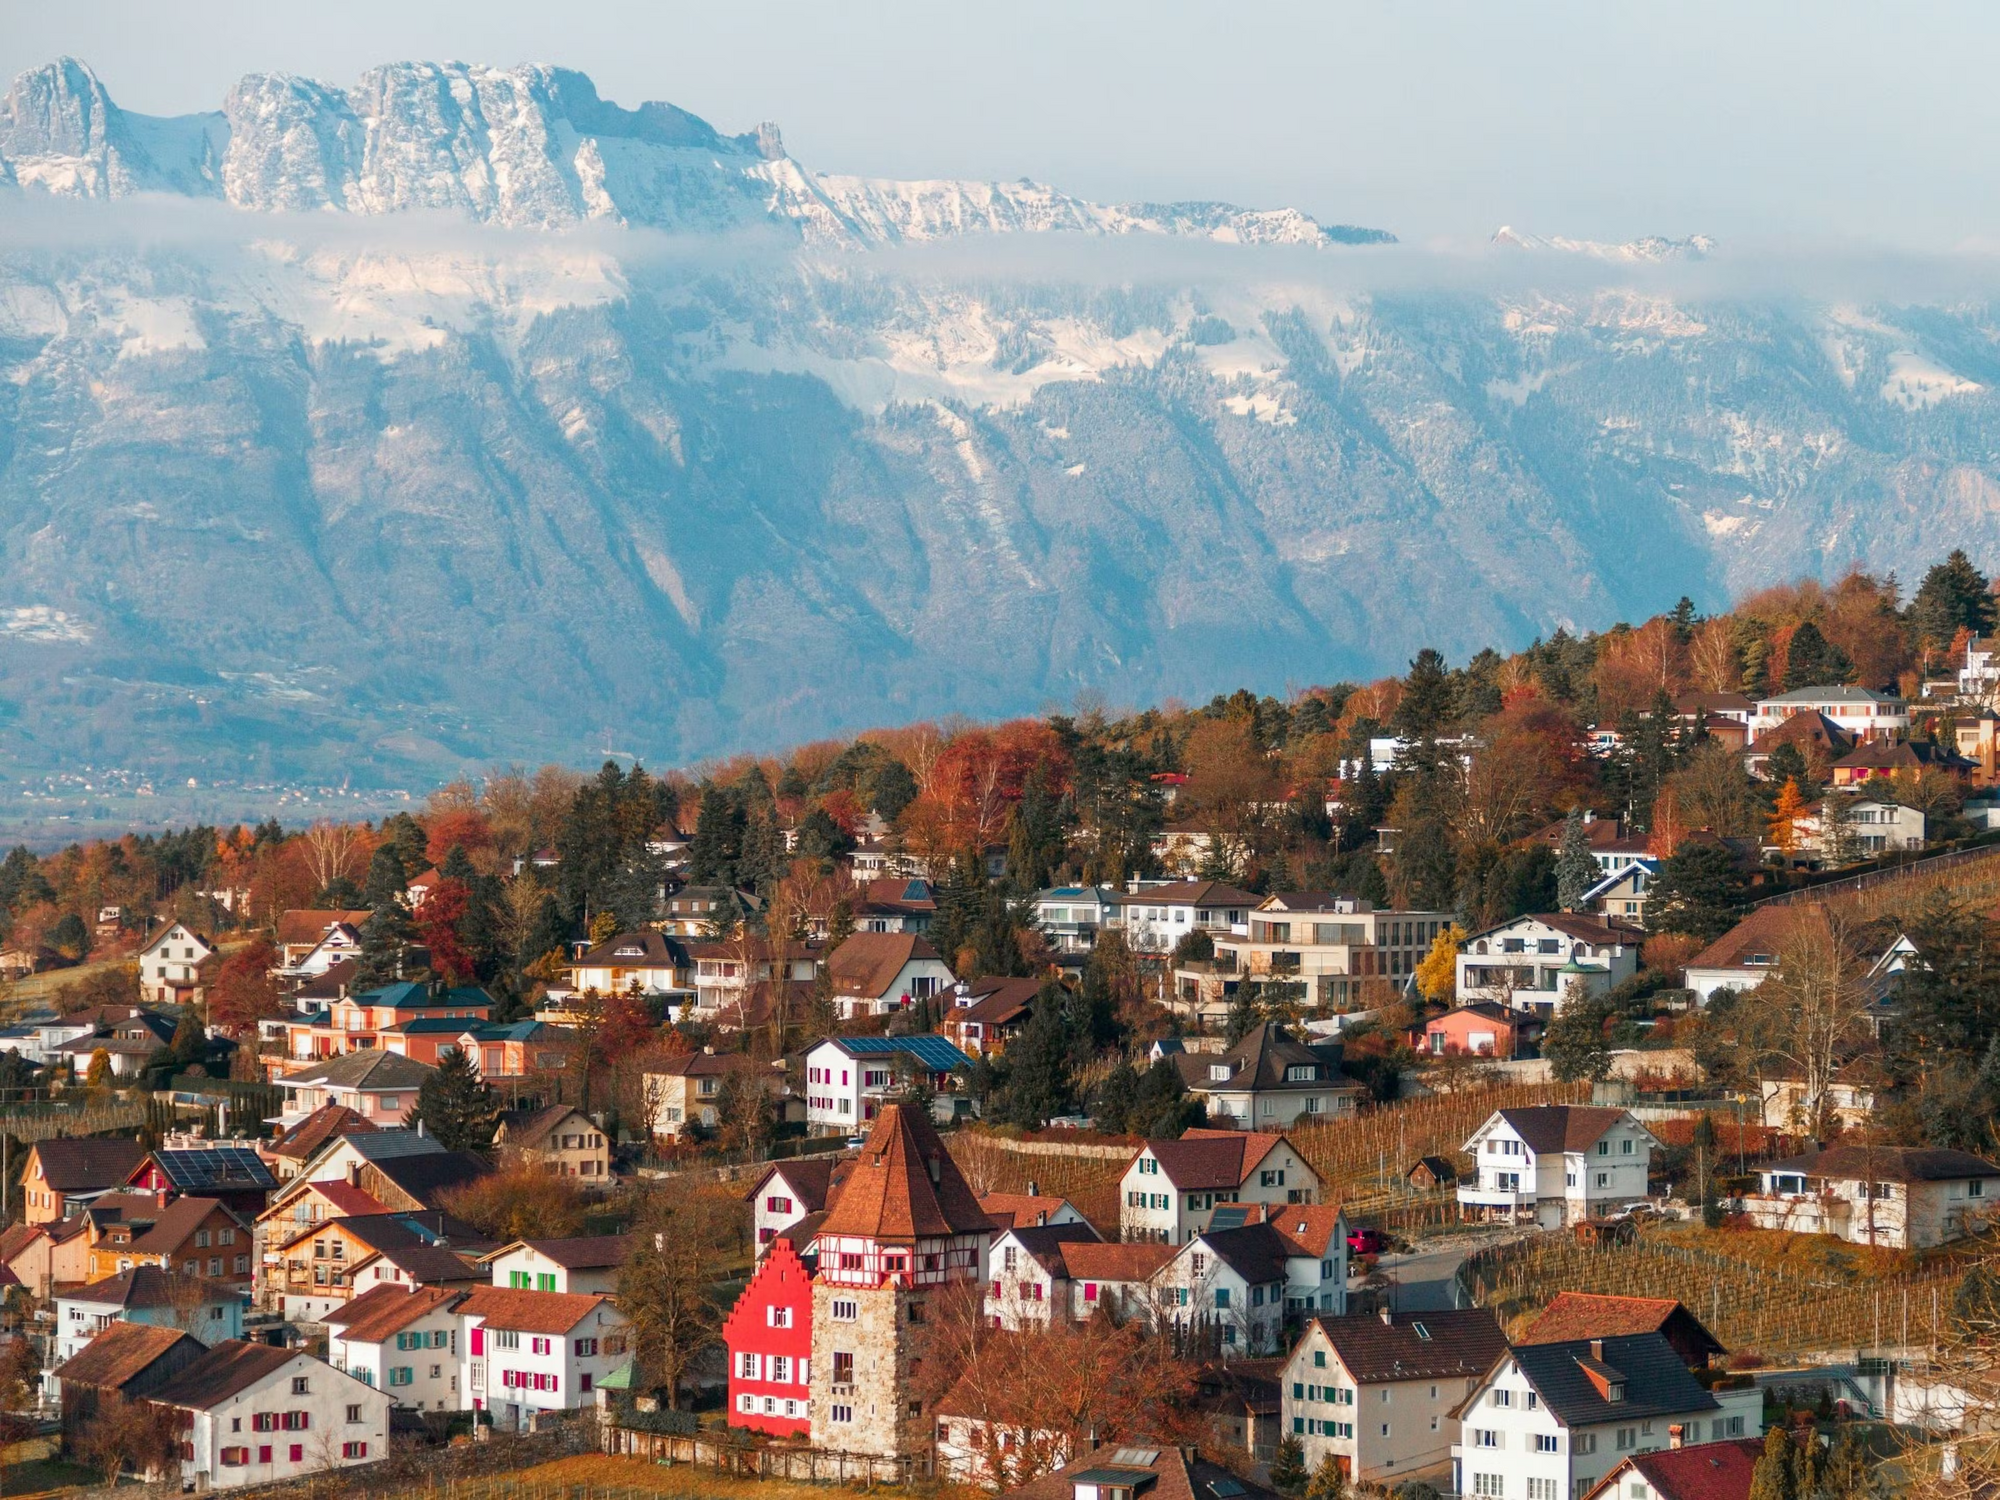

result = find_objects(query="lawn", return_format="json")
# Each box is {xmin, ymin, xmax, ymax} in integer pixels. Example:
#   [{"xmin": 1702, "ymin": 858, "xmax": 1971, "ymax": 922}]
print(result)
[
  {"xmin": 400, "ymin": 1452, "xmax": 982, "ymax": 1500},
  {"xmin": 0, "ymin": 1437, "xmax": 105, "ymax": 1498}
]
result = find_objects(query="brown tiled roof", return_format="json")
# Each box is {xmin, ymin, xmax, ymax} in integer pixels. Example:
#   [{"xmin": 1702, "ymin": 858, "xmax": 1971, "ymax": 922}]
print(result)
[
  {"xmin": 496, "ymin": 1104, "xmax": 588, "ymax": 1148},
  {"xmin": 815, "ymin": 1103, "xmax": 989, "ymax": 1241},
  {"xmin": 305, "ymin": 1181, "xmax": 394, "ymax": 1218},
  {"xmin": 976, "ymin": 1192, "xmax": 1080, "ymax": 1230},
  {"xmin": 1518, "ymin": 1293, "xmax": 1715, "ymax": 1348},
  {"xmin": 1316, "ymin": 1308, "xmax": 1507, "ymax": 1382},
  {"xmin": 151, "ymin": 1340, "xmax": 300, "ymax": 1410},
  {"xmin": 827, "ymin": 932, "xmax": 944, "ymax": 999},
  {"xmin": 1055, "ymin": 1240, "xmax": 1176, "ymax": 1283},
  {"xmin": 126, "ymin": 1197, "xmax": 243, "ymax": 1258},
  {"xmin": 858, "ymin": 878, "xmax": 936, "ymax": 913},
  {"xmin": 1748, "ymin": 712, "xmax": 1853, "ymax": 756},
  {"xmin": 1113, "ymin": 880, "xmax": 1259, "ymax": 907},
  {"xmin": 53, "ymin": 1320, "xmax": 203, "ymax": 1391},
  {"xmin": 456, "ymin": 1286, "xmax": 609, "ymax": 1335},
  {"xmin": 366, "ymin": 1148, "xmax": 493, "ymax": 1207},
  {"xmin": 746, "ymin": 1157, "xmax": 850, "ymax": 1214},
  {"xmin": 1528, "ymin": 912, "xmax": 1643, "ymax": 945},
  {"xmin": 30, "ymin": 1138, "xmax": 146, "ymax": 1193},
  {"xmin": 325, "ymin": 1283, "xmax": 463, "ymax": 1343},
  {"xmin": 1584, "ymin": 1439, "xmax": 1766, "ymax": 1500},
  {"xmin": 1269, "ymin": 1203, "xmax": 1345, "ymax": 1258},
  {"xmin": 1835, "ymin": 739, "xmax": 1956, "ymax": 772},
  {"xmin": 953, "ymin": 977, "xmax": 1040, "ymax": 1029},
  {"xmin": 270, "ymin": 1104, "xmax": 376, "ymax": 1160},
  {"xmin": 1685, "ymin": 903, "xmax": 1828, "ymax": 974},
  {"xmin": 573, "ymin": 929, "xmax": 690, "ymax": 969},
  {"xmin": 294, "ymin": 959, "xmax": 361, "ymax": 1001},
  {"xmin": 1529, "ymin": 816, "xmax": 1625, "ymax": 850},
  {"xmin": 1137, "ymin": 1130, "xmax": 1289, "ymax": 1192},
  {"xmin": 1495, "ymin": 1106, "xmax": 1634, "ymax": 1154},
  {"xmin": 277, "ymin": 910, "xmax": 373, "ymax": 948}
]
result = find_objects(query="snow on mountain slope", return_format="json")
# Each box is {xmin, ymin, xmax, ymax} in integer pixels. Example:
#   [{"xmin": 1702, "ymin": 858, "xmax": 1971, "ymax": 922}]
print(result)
[
  {"xmin": 1491, "ymin": 225, "xmax": 1716, "ymax": 261},
  {"xmin": 0, "ymin": 58, "xmax": 1393, "ymax": 248}
]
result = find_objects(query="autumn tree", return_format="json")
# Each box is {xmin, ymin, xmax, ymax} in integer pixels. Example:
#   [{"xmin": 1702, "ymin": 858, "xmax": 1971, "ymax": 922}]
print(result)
[
  {"xmin": 206, "ymin": 939, "xmax": 284, "ymax": 1036},
  {"xmin": 1414, "ymin": 926, "xmax": 1462, "ymax": 1005},
  {"xmin": 1745, "ymin": 911, "xmax": 1874, "ymax": 1136},
  {"xmin": 441, "ymin": 1161, "xmax": 588, "ymax": 1242},
  {"xmin": 1767, "ymin": 778, "xmax": 1810, "ymax": 855},
  {"xmin": 76, "ymin": 1391, "xmax": 180, "ymax": 1483},
  {"xmin": 621, "ymin": 1176, "xmax": 746, "ymax": 1408}
]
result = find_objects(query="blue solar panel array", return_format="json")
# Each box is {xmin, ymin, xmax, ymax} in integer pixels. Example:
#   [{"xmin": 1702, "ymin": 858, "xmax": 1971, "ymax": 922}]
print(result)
[
  {"xmin": 833, "ymin": 1035, "xmax": 973, "ymax": 1071},
  {"xmin": 156, "ymin": 1145, "xmax": 277, "ymax": 1191}
]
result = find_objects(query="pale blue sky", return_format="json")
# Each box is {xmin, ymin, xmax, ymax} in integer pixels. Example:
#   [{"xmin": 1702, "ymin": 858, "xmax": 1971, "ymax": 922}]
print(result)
[{"xmin": 5, "ymin": 1, "xmax": 1993, "ymax": 246}]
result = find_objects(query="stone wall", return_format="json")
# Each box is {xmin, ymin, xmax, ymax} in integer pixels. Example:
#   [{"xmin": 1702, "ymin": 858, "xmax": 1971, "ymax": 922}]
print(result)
[{"xmin": 808, "ymin": 1280, "xmax": 936, "ymax": 1459}]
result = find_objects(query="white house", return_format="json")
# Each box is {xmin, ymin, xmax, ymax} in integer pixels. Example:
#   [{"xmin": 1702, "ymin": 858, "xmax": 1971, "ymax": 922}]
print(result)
[
  {"xmin": 1154, "ymin": 1216, "xmax": 1343, "ymax": 1356},
  {"xmin": 1119, "ymin": 1129, "xmax": 1322, "ymax": 1245},
  {"xmin": 1457, "ymin": 1107, "xmax": 1658, "ymax": 1229},
  {"xmin": 1456, "ymin": 915, "xmax": 1641, "ymax": 1014},
  {"xmin": 138, "ymin": 924, "xmax": 214, "ymax": 1006},
  {"xmin": 1750, "ymin": 685, "xmax": 1909, "ymax": 740},
  {"xmin": 1451, "ymin": 1333, "xmax": 1761, "ymax": 1500},
  {"xmin": 1583, "ymin": 862, "xmax": 1656, "ymax": 928},
  {"xmin": 1173, "ymin": 1022, "xmax": 1363, "ymax": 1128},
  {"xmin": 824, "ymin": 932, "xmax": 956, "ymax": 1019},
  {"xmin": 54, "ymin": 1267, "xmax": 245, "ymax": 1365},
  {"xmin": 800, "ymin": 1035, "xmax": 972, "ymax": 1135},
  {"xmin": 149, "ymin": 1342, "xmax": 393, "ymax": 1490},
  {"xmin": 746, "ymin": 1158, "xmax": 851, "ymax": 1251},
  {"xmin": 1283, "ymin": 1308, "xmax": 1509, "ymax": 1484},
  {"xmin": 326, "ymin": 1283, "xmax": 463, "ymax": 1411},
  {"xmin": 985, "ymin": 1222, "xmax": 1108, "ymax": 1330},
  {"xmin": 1112, "ymin": 880, "xmax": 1258, "ymax": 956},
  {"xmin": 1029, "ymin": 887, "xmax": 1121, "ymax": 954},
  {"xmin": 1791, "ymin": 798, "xmax": 1926, "ymax": 858},
  {"xmin": 566, "ymin": 930, "xmax": 691, "ymax": 999},
  {"xmin": 1740, "ymin": 1145, "xmax": 2000, "ymax": 1250},
  {"xmin": 460, "ymin": 1287, "xmax": 629, "ymax": 1430},
  {"xmin": 482, "ymin": 1236, "xmax": 631, "ymax": 1296}
]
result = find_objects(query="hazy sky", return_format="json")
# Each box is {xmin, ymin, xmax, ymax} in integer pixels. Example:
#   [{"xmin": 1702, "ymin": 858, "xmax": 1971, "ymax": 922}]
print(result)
[{"xmin": 4, "ymin": 1, "xmax": 1995, "ymax": 247}]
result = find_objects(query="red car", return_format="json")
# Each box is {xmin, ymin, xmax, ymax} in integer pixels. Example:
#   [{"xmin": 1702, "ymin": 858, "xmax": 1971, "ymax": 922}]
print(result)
[{"xmin": 1347, "ymin": 1227, "xmax": 1387, "ymax": 1255}]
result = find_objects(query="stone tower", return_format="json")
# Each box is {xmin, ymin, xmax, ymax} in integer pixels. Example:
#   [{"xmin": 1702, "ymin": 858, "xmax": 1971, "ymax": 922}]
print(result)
[{"xmin": 808, "ymin": 1103, "xmax": 991, "ymax": 1458}]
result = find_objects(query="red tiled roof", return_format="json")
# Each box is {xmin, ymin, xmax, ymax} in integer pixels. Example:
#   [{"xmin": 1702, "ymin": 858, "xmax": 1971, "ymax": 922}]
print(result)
[
  {"xmin": 1269, "ymin": 1203, "xmax": 1345, "ymax": 1258},
  {"xmin": 270, "ymin": 1104, "xmax": 376, "ymax": 1160},
  {"xmin": 1582, "ymin": 1439, "xmax": 1766, "ymax": 1500},
  {"xmin": 276, "ymin": 910, "xmax": 373, "ymax": 948},
  {"xmin": 308, "ymin": 1181, "xmax": 394, "ymax": 1218},
  {"xmin": 455, "ymin": 1286, "xmax": 609, "ymax": 1335},
  {"xmin": 126, "ymin": 1197, "xmax": 241, "ymax": 1258},
  {"xmin": 1494, "ymin": 1106, "xmax": 1634, "ymax": 1154},
  {"xmin": 325, "ymin": 1282, "xmax": 463, "ymax": 1344},
  {"xmin": 1054, "ymin": 1240, "xmax": 1176, "ymax": 1283},
  {"xmin": 1138, "ymin": 1130, "xmax": 1290, "ymax": 1191},
  {"xmin": 975, "ymin": 1192, "xmax": 1080, "ymax": 1230},
  {"xmin": 1685, "ymin": 903, "xmax": 1829, "ymax": 974},
  {"xmin": 815, "ymin": 1103, "xmax": 989, "ymax": 1241},
  {"xmin": 1519, "ymin": 1292, "xmax": 1694, "ymax": 1344}
]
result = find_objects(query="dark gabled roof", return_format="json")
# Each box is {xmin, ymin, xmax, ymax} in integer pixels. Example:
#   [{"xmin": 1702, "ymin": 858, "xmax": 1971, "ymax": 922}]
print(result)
[
  {"xmin": 1466, "ymin": 912, "xmax": 1642, "ymax": 947},
  {"xmin": 997, "ymin": 1222, "xmax": 1103, "ymax": 1274},
  {"xmin": 1179, "ymin": 1022, "xmax": 1351, "ymax": 1094},
  {"xmin": 574, "ymin": 929, "xmax": 691, "ymax": 969},
  {"xmin": 1747, "ymin": 711, "xmax": 1854, "ymax": 756},
  {"xmin": 366, "ymin": 1149, "xmax": 493, "ymax": 1207},
  {"xmin": 495, "ymin": 1104, "xmax": 590, "ymax": 1148},
  {"xmin": 53, "ymin": 1319, "xmax": 204, "ymax": 1391},
  {"xmin": 1493, "ymin": 1106, "xmax": 1635, "ymax": 1155},
  {"xmin": 1115, "ymin": 881, "xmax": 1259, "ymax": 907},
  {"xmin": 1192, "ymin": 1222, "xmax": 1291, "ymax": 1286},
  {"xmin": 1139, "ymin": 1130, "xmax": 1290, "ymax": 1192},
  {"xmin": 357, "ymin": 1244, "xmax": 484, "ymax": 1284},
  {"xmin": 68, "ymin": 1265, "xmax": 243, "ymax": 1312},
  {"xmin": 144, "ymin": 1145, "xmax": 277, "ymax": 1194},
  {"xmin": 30, "ymin": 1138, "xmax": 146, "ymax": 1193},
  {"xmin": 277, "ymin": 1049, "xmax": 437, "ymax": 1092},
  {"xmin": 1506, "ymin": 1333, "xmax": 1720, "ymax": 1427},
  {"xmin": 953, "ymin": 977, "xmax": 1040, "ymax": 1029},
  {"xmin": 1765, "ymin": 1144, "xmax": 2000, "ymax": 1184},
  {"xmin": 1315, "ymin": 1308, "xmax": 1507, "ymax": 1383},
  {"xmin": 747, "ymin": 1156, "xmax": 853, "ymax": 1215},
  {"xmin": 150, "ymin": 1340, "xmax": 302, "ymax": 1410},
  {"xmin": 294, "ymin": 958, "xmax": 362, "ymax": 1001},
  {"xmin": 816, "ymin": 1103, "xmax": 990, "ymax": 1241}
]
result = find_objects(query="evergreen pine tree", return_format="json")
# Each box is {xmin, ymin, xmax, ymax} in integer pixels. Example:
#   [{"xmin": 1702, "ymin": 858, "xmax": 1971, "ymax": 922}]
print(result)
[
  {"xmin": 1911, "ymin": 548, "xmax": 1994, "ymax": 649},
  {"xmin": 1224, "ymin": 989, "xmax": 1260, "ymax": 1045},
  {"xmin": 1748, "ymin": 1425, "xmax": 1798, "ymax": 1500},
  {"xmin": 1782, "ymin": 622, "xmax": 1856, "ymax": 691},
  {"xmin": 1304, "ymin": 1454, "xmax": 1348, "ymax": 1500},
  {"xmin": 1647, "ymin": 841, "xmax": 1748, "ymax": 943},
  {"xmin": 407, "ymin": 1047, "xmax": 498, "ymax": 1150},
  {"xmin": 362, "ymin": 843, "xmax": 409, "ymax": 909},
  {"xmin": 353, "ymin": 900, "xmax": 414, "ymax": 987},
  {"xmin": 1270, "ymin": 1435, "xmax": 1308, "ymax": 1496},
  {"xmin": 1543, "ymin": 983, "xmax": 1613, "ymax": 1083},
  {"xmin": 1555, "ymin": 808, "xmax": 1599, "ymax": 912},
  {"xmin": 999, "ymin": 980, "xmax": 1076, "ymax": 1127}
]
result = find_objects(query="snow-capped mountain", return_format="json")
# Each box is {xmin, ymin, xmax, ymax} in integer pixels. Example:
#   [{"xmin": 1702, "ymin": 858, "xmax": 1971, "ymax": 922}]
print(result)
[
  {"xmin": 1490, "ymin": 225, "xmax": 1717, "ymax": 261},
  {"xmin": 0, "ymin": 58, "xmax": 1392, "ymax": 246},
  {"xmin": 2, "ymin": 57, "xmax": 1999, "ymax": 808}
]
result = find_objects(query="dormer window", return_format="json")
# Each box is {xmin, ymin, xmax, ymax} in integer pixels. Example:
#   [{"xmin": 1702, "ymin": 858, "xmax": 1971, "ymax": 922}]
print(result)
[
  {"xmin": 614, "ymin": 945, "xmax": 645, "ymax": 958},
  {"xmin": 1285, "ymin": 1065, "xmax": 1316, "ymax": 1082},
  {"xmin": 1209, "ymin": 1065, "xmax": 1232, "ymax": 1082}
]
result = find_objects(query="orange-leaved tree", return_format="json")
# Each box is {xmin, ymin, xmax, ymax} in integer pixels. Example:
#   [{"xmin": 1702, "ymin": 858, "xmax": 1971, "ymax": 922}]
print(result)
[{"xmin": 1768, "ymin": 777, "xmax": 1810, "ymax": 854}]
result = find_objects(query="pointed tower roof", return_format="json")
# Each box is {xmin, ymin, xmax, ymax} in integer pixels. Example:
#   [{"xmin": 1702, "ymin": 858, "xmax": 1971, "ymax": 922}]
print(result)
[{"xmin": 816, "ymin": 1104, "xmax": 991, "ymax": 1241}]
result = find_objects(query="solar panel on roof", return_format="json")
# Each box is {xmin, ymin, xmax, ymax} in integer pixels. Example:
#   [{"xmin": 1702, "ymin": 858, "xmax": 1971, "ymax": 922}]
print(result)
[
  {"xmin": 1109, "ymin": 1448, "xmax": 1159, "ymax": 1466},
  {"xmin": 835, "ymin": 1035, "xmax": 971, "ymax": 1070},
  {"xmin": 1208, "ymin": 1206, "xmax": 1250, "ymax": 1231},
  {"xmin": 157, "ymin": 1146, "xmax": 275, "ymax": 1191},
  {"xmin": 1209, "ymin": 1481, "xmax": 1246, "ymax": 1498}
]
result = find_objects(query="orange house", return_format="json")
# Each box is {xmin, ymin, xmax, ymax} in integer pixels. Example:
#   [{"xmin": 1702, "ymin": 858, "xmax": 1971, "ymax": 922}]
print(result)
[{"xmin": 1422, "ymin": 1003, "xmax": 1529, "ymax": 1060}]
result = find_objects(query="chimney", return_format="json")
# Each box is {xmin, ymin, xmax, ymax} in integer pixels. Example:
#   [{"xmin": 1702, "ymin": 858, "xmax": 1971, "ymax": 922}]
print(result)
[
  {"xmin": 1027, "ymin": 1181, "xmax": 1039, "ymax": 1197},
  {"xmin": 1589, "ymin": 1339, "xmax": 1604, "ymax": 1362},
  {"xmin": 1035, "ymin": 1210, "xmax": 1047, "ymax": 1227},
  {"xmin": 347, "ymin": 1164, "xmax": 362, "ymax": 1187},
  {"xmin": 1379, "ymin": 1306, "xmax": 1393, "ymax": 1326},
  {"xmin": 1668, "ymin": 1424, "xmax": 1685, "ymax": 1450}
]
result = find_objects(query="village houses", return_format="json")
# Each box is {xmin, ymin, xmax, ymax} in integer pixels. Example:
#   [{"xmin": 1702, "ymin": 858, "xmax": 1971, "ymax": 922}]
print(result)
[
  {"xmin": 1119, "ymin": 1130, "xmax": 1322, "ymax": 1245},
  {"xmin": 1458, "ymin": 1108, "xmax": 1659, "ymax": 1228}
]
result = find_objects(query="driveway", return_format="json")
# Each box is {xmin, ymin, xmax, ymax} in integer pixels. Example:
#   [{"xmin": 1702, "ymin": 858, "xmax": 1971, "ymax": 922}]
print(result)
[{"xmin": 1363, "ymin": 1227, "xmax": 1534, "ymax": 1313}]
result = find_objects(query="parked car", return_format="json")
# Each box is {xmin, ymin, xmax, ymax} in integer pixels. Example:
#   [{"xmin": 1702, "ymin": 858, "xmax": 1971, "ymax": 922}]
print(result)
[{"xmin": 1347, "ymin": 1226, "xmax": 1387, "ymax": 1255}]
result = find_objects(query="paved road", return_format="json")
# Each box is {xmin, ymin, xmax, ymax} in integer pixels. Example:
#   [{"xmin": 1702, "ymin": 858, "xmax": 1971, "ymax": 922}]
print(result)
[{"xmin": 1364, "ymin": 1229, "xmax": 1532, "ymax": 1312}]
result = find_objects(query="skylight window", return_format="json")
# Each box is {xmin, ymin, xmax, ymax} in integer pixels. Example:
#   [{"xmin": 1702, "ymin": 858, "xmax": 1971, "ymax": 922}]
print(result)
[{"xmin": 1412, "ymin": 1322, "xmax": 1432, "ymax": 1341}]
